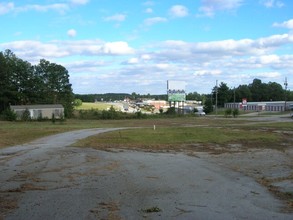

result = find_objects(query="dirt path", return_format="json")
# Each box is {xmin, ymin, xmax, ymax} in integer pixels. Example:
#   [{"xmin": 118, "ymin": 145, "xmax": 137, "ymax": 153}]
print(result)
[{"xmin": 0, "ymin": 128, "xmax": 292, "ymax": 219}]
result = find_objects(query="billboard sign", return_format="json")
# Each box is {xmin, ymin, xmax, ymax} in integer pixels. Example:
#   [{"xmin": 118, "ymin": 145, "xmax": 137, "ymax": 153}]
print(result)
[{"xmin": 167, "ymin": 80, "xmax": 186, "ymax": 102}]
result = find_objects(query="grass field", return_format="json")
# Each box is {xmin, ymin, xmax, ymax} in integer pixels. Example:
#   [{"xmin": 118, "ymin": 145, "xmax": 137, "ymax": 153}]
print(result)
[
  {"xmin": 74, "ymin": 102, "xmax": 116, "ymax": 110},
  {"xmin": 1, "ymin": 116, "xmax": 292, "ymax": 151},
  {"xmin": 72, "ymin": 125, "xmax": 283, "ymax": 152}
]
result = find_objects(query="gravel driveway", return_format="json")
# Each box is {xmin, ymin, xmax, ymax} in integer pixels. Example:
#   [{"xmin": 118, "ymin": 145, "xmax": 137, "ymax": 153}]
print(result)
[{"xmin": 0, "ymin": 128, "xmax": 292, "ymax": 220}]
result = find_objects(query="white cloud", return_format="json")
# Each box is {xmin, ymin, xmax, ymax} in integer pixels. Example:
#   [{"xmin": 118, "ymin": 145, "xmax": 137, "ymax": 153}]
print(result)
[
  {"xmin": 0, "ymin": 2, "xmax": 14, "ymax": 15},
  {"xmin": 69, "ymin": 0, "xmax": 90, "ymax": 5},
  {"xmin": 258, "ymin": 54, "xmax": 280, "ymax": 64},
  {"xmin": 65, "ymin": 60, "xmax": 107, "ymax": 73},
  {"xmin": 144, "ymin": 17, "xmax": 167, "ymax": 26},
  {"xmin": 145, "ymin": 8, "xmax": 153, "ymax": 13},
  {"xmin": 141, "ymin": 54, "xmax": 151, "ymax": 60},
  {"xmin": 156, "ymin": 63, "xmax": 169, "ymax": 69},
  {"xmin": 104, "ymin": 14, "xmax": 126, "ymax": 22},
  {"xmin": 0, "ymin": 1, "xmax": 90, "ymax": 15},
  {"xmin": 255, "ymin": 71, "xmax": 281, "ymax": 78},
  {"xmin": 169, "ymin": 5, "xmax": 189, "ymax": 17},
  {"xmin": 194, "ymin": 69, "xmax": 222, "ymax": 76},
  {"xmin": 102, "ymin": 42, "xmax": 134, "ymax": 55},
  {"xmin": 198, "ymin": 0, "xmax": 243, "ymax": 17},
  {"xmin": 15, "ymin": 3, "xmax": 69, "ymax": 14},
  {"xmin": 127, "ymin": 57, "xmax": 139, "ymax": 64},
  {"xmin": 156, "ymin": 33, "xmax": 293, "ymax": 60},
  {"xmin": 67, "ymin": 29, "xmax": 77, "ymax": 37},
  {"xmin": 1, "ymin": 31, "xmax": 292, "ymax": 94},
  {"xmin": 273, "ymin": 19, "xmax": 293, "ymax": 29},
  {"xmin": 260, "ymin": 0, "xmax": 284, "ymax": 8},
  {"xmin": 143, "ymin": 1, "xmax": 155, "ymax": 6},
  {"xmin": 0, "ymin": 40, "xmax": 135, "ymax": 61}
]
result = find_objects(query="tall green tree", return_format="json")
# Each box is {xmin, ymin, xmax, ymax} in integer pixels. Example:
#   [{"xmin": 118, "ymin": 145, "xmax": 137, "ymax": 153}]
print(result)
[
  {"xmin": 0, "ymin": 51, "xmax": 9, "ymax": 111},
  {"xmin": 249, "ymin": 79, "xmax": 266, "ymax": 101},
  {"xmin": 203, "ymin": 97, "xmax": 213, "ymax": 113},
  {"xmin": 36, "ymin": 59, "xmax": 74, "ymax": 116},
  {"xmin": 235, "ymin": 85, "xmax": 252, "ymax": 102},
  {"xmin": 212, "ymin": 82, "xmax": 231, "ymax": 107},
  {"xmin": 267, "ymin": 82, "xmax": 284, "ymax": 101}
]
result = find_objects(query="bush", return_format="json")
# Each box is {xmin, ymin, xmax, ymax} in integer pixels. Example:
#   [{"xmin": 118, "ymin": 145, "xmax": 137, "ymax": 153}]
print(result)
[
  {"xmin": 51, "ymin": 113, "xmax": 56, "ymax": 124},
  {"xmin": 232, "ymin": 109, "xmax": 239, "ymax": 118},
  {"xmin": 21, "ymin": 108, "xmax": 31, "ymax": 121},
  {"xmin": 224, "ymin": 108, "xmax": 232, "ymax": 118},
  {"xmin": 73, "ymin": 99, "xmax": 82, "ymax": 107},
  {"xmin": 166, "ymin": 107, "xmax": 176, "ymax": 115},
  {"xmin": 203, "ymin": 99, "xmax": 213, "ymax": 114},
  {"xmin": 1, "ymin": 108, "xmax": 17, "ymax": 121}
]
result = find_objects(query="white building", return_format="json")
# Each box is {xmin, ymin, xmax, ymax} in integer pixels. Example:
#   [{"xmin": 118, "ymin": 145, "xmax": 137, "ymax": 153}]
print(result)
[
  {"xmin": 10, "ymin": 104, "xmax": 64, "ymax": 120},
  {"xmin": 224, "ymin": 101, "xmax": 293, "ymax": 112}
]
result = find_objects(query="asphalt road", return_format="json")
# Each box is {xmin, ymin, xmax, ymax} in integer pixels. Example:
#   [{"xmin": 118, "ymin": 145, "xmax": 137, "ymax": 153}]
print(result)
[{"xmin": 0, "ymin": 128, "xmax": 292, "ymax": 220}]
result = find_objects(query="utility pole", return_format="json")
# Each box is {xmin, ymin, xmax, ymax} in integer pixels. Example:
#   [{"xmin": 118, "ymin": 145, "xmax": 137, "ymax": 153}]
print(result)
[
  {"xmin": 284, "ymin": 77, "xmax": 288, "ymax": 111},
  {"xmin": 215, "ymin": 80, "xmax": 218, "ymax": 116},
  {"xmin": 233, "ymin": 87, "xmax": 236, "ymax": 109}
]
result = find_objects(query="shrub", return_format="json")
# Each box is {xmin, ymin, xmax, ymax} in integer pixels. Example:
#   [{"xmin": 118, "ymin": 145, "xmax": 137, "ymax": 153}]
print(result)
[
  {"xmin": 1, "ymin": 108, "xmax": 17, "ymax": 121},
  {"xmin": 166, "ymin": 107, "xmax": 176, "ymax": 115},
  {"xmin": 51, "ymin": 113, "xmax": 56, "ymax": 124},
  {"xmin": 37, "ymin": 112, "xmax": 43, "ymax": 121},
  {"xmin": 232, "ymin": 109, "xmax": 239, "ymax": 118},
  {"xmin": 224, "ymin": 108, "xmax": 232, "ymax": 118},
  {"xmin": 21, "ymin": 108, "xmax": 31, "ymax": 121}
]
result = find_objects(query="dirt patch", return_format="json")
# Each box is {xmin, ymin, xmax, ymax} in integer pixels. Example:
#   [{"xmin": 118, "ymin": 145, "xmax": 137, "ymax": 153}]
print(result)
[
  {"xmin": 8, "ymin": 183, "xmax": 47, "ymax": 192},
  {"xmin": 90, "ymin": 201, "xmax": 122, "ymax": 220},
  {"xmin": 0, "ymin": 182, "xmax": 47, "ymax": 218},
  {"xmin": 258, "ymin": 177, "xmax": 293, "ymax": 212},
  {"xmin": 0, "ymin": 194, "xmax": 18, "ymax": 219}
]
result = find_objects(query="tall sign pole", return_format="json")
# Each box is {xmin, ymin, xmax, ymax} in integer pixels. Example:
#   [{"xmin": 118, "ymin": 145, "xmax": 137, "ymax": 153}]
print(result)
[{"xmin": 284, "ymin": 77, "xmax": 288, "ymax": 111}]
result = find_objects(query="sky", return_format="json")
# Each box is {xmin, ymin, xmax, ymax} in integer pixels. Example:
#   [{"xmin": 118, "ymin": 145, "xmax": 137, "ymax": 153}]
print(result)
[{"xmin": 1, "ymin": 0, "xmax": 293, "ymax": 95}]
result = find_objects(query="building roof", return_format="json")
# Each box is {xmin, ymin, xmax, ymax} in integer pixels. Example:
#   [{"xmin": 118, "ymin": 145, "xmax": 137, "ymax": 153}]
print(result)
[{"xmin": 10, "ymin": 104, "xmax": 64, "ymax": 110}]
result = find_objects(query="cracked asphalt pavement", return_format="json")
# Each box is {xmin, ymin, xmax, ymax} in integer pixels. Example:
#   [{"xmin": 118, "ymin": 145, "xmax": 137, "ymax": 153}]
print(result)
[{"xmin": 0, "ymin": 128, "xmax": 292, "ymax": 219}]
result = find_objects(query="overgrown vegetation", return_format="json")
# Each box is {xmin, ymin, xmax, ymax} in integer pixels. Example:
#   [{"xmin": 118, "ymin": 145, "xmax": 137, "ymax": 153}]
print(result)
[{"xmin": 224, "ymin": 108, "xmax": 239, "ymax": 118}]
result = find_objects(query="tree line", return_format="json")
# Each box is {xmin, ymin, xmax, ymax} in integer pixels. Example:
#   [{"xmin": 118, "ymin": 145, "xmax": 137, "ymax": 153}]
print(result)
[
  {"xmin": 0, "ymin": 50, "xmax": 74, "ymax": 117},
  {"xmin": 210, "ymin": 78, "xmax": 293, "ymax": 108}
]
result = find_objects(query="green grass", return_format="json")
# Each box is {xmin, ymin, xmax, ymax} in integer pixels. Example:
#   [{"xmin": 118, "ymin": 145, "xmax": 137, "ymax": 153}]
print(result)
[
  {"xmin": 73, "ymin": 125, "xmax": 281, "ymax": 150},
  {"xmin": 1, "ymin": 117, "xmax": 292, "ymax": 150},
  {"xmin": 74, "ymin": 102, "xmax": 113, "ymax": 110}
]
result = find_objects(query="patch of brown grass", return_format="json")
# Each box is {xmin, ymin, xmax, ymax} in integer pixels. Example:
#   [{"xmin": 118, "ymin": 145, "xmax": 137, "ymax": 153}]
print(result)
[{"xmin": 257, "ymin": 177, "xmax": 293, "ymax": 212}]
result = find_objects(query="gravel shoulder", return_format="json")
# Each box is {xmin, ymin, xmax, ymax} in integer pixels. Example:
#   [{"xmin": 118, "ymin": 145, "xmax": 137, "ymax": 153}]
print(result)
[{"xmin": 0, "ymin": 127, "xmax": 292, "ymax": 220}]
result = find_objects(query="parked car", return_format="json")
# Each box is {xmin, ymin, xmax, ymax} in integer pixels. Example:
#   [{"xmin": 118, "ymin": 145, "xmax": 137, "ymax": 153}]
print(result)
[{"xmin": 195, "ymin": 111, "xmax": 206, "ymax": 116}]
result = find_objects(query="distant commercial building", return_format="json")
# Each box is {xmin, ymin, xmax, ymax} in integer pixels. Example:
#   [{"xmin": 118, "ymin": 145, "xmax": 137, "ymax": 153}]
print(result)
[{"xmin": 224, "ymin": 101, "xmax": 293, "ymax": 112}]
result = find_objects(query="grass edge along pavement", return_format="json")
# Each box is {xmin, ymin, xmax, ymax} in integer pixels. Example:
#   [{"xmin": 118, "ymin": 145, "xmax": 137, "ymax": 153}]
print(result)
[
  {"xmin": 72, "ymin": 123, "xmax": 293, "ymax": 212},
  {"xmin": 0, "ymin": 117, "xmax": 245, "ymax": 149},
  {"xmin": 1, "ymin": 116, "xmax": 293, "ymax": 149},
  {"xmin": 72, "ymin": 125, "xmax": 286, "ymax": 153}
]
